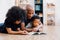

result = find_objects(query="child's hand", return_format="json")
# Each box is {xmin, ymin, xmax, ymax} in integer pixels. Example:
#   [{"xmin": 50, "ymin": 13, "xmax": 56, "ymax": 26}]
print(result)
[
  {"xmin": 19, "ymin": 31, "xmax": 28, "ymax": 35},
  {"xmin": 23, "ymin": 30, "xmax": 28, "ymax": 34},
  {"xmin": 39, "ymin": 28, "xmax": 43, "ymax": 32}
]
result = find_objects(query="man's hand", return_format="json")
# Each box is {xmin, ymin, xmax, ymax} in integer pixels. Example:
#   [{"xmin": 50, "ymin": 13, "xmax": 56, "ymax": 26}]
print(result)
[{"xmin": 32, "ymin": 29, "xmax": 37, "ymax": 32}]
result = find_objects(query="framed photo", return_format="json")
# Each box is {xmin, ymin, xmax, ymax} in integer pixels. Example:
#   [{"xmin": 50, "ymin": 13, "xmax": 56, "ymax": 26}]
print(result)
[
  {"xmin": 15, "ymin": 0, "xmax": 29, "ymax": 9},
  {"xmin": 35, "ymin": 5, "xmax": 41, "ymax": 11}
]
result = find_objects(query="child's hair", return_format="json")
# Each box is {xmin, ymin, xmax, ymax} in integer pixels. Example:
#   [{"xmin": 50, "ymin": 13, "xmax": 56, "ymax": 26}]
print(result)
[
  {"xmin": 32, "ymin": 16, "xmax": 40, "ymax": 22},
  {"xmin": 31, "ymin": 16, "xmax": 40, "ymax": 27},
  {"xmin": 6, "ymin": 6, "xmax": 26, "ymax": 22}
]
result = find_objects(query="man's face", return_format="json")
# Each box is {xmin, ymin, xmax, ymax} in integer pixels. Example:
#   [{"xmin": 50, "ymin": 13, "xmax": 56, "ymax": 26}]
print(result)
[
  {"xmin": 27, "ymin": 10, "xmax": 34, "ymax": 19},
  {"xmin": 15, "ymin": 20, "xmax": 21, "ymax": 25}
]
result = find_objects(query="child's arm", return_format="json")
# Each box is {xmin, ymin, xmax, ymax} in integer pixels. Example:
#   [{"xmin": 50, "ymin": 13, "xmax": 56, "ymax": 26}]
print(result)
[
  {"xmin": 25, "ymin": 23, "xmax": 33, "ymax": 32},
  {"xmin": 32, "ymin": 24, "xmax": 43, "ymax": 32},
  {"xmin": 6, "ymin": 27, "xmax": 28, "ymax": 35},
  {"xmin": 38, "ymin": 24, "xmax": 43, "ymax": 32}
]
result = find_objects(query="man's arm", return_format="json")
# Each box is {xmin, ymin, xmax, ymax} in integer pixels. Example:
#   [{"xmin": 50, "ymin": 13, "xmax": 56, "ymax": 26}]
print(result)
[
  {"xmin": 21, "ymin": 22, "xmax": 34, "ymax": 32},
  {"xmin": 26, "ymin": 28, "xmax": 33, "ymax": 32},
  {"xmin": 21, "ymin": 22, "xmax": 26, "ymax": 30}
]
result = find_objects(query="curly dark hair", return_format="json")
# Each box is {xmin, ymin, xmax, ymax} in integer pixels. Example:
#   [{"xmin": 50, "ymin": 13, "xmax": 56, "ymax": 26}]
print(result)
[
  {"xmin": 31, "ymin": 16, "xmax": 40, "ymax": 22},
  {"xmin": 6, "ymin": 6, "xmax": 26, "ymax": 22}
]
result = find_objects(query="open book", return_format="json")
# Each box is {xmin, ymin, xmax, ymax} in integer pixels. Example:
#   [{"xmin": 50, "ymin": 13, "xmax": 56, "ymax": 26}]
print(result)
[{"xmin": 28, "ymin": 32, "xmax": 46, "ymax": 35}]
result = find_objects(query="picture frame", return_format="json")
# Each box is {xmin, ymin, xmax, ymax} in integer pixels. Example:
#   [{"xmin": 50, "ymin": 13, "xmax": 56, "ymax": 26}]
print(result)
[
  {"xmin": 35, "ymin": 5, "xmax": 41, "ymax": 11},
  {"xmin": 15, "ymin": 0, "xmax": 29, "ymax": 9}
]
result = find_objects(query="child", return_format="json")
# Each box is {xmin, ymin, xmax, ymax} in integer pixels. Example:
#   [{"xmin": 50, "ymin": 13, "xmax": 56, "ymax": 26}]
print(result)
[
  {"xmin": 4, "ymin": 6, "xmax": 28, "ymax": 34},
  {"xmin": 26, "ymin": 16, "xmax": 43, "ymax": 32}
]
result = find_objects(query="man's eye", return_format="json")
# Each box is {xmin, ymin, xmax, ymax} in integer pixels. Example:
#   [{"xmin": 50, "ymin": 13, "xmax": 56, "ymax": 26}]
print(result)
[{"xmin": 32, "ymin": 13, "xmax": 33, "ymax": 14}]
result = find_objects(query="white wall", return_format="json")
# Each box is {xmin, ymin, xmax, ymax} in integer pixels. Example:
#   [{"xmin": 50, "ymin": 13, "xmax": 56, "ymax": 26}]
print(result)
[
  {"xmin": 0, "ymin": 0, "xmax": 15, "ymax": 23},
  {"xmin": 55, "ymin": 0, "xmax": 60, "ymax": 26}
]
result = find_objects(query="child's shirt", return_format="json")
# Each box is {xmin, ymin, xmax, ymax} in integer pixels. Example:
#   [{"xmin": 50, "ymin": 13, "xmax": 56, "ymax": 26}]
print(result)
[{"xmin": 4, "ymin": 18, "xmax": 21, "ymax": 31}]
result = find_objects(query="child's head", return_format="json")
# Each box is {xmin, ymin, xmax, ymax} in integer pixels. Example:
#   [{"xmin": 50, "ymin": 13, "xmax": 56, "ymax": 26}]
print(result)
[
  {"xmin": 6, "ymin": 6, "xmax": 26, "ymax": 24},
  {"xmin": 14, "ymin": 20, "xmax": 21, "ymax": 25},
  {"xmin": 32, "ymin": 16, "xmax": 41, "ymax": 27}
]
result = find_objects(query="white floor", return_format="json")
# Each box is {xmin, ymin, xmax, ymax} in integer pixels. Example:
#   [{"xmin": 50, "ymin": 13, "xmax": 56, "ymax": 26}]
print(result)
[{"xmin": 0, "ymin": 26, "xmax": 60, "ymax": 40}]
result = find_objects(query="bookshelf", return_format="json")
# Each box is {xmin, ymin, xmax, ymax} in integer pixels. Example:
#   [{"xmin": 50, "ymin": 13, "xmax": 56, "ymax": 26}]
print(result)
[{"xmin": 46, "ymin": 3, "xmax": 55, "ymax": 26}]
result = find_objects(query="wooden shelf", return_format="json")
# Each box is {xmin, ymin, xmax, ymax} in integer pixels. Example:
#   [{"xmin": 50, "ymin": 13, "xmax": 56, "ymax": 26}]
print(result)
[{"xmin": 46, "ymin": 3, "xmax": 55, "ymax": 26}]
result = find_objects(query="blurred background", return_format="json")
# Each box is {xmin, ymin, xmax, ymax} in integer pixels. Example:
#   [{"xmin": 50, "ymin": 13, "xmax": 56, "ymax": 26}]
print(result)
[{"xmin": 0, "ymin": 0, "xmax": 60, "ymax": 26}]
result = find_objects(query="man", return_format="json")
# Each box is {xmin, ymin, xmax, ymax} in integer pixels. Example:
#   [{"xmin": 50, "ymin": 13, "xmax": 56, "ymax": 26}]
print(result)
[
  {"xmin": 25, "ymin": 5, "xmax": 35, "ymax": 25},
  {"xmin": 21, "ymin": 5, "xmax": 39, "ymax": 32}
]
